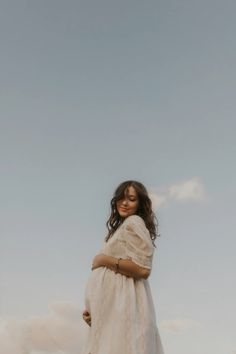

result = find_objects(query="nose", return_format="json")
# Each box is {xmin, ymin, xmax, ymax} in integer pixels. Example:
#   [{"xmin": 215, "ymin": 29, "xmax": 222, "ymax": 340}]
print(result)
[{"xmin": 122, "ymin": 199, "xmax": 128, "ymax": 205}]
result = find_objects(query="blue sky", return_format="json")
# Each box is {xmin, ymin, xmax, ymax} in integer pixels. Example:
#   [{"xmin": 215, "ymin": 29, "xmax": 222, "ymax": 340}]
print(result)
[{"xmin": 0, "ymin": 1, "xmax": 236, "ymax": 354}]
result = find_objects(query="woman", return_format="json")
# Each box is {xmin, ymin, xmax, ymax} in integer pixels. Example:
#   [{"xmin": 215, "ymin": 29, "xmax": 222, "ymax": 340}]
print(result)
[{"xmin": 81, "ymin": 180, "xmax": 164, "ymax": 354}]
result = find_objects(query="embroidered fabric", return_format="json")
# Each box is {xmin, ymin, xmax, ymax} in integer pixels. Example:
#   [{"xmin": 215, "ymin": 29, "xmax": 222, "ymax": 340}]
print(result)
[
  {"xmin": 120, "ymin": 215, "xmax": 154, "ymax": 269},
  {"xmin": 81, "ymin": 214, "xmax": 165, "ymax": 354}
]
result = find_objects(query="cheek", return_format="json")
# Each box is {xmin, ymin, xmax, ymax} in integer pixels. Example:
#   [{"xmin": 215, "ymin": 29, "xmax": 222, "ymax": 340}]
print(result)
[{"xmin": 116, "ymin": 201, "xmax": 121, "ymax": 208}]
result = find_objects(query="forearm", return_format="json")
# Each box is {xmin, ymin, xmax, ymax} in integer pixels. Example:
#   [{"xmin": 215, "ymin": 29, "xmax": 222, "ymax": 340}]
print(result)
[{"xmin": 100, "ymin": 254, "xmax": 150, "ymax": 279}]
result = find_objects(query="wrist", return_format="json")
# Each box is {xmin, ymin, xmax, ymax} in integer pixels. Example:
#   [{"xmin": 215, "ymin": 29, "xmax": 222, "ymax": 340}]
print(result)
[
  {"xmin": 103, "ymin": 255, "xmax": 119, "ymax": 271},
  {"xmin": 115, "ymin": 258, "xmax": 122, "ymax": 273}
]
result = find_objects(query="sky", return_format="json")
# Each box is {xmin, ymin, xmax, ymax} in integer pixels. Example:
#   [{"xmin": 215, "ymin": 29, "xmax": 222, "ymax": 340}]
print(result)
[{"xmin": 0, "ymin": 0, "xmax": 236, "ymax": 353}]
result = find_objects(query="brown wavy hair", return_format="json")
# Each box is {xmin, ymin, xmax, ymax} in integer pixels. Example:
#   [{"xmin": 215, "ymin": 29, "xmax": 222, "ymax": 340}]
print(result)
[{"xmin": 105, "ymin": 180, "xmax": 160, "ymax": 247}]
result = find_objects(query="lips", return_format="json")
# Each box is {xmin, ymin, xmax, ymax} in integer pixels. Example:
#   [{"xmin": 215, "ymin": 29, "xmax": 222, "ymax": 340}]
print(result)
[{"xmin": 120, "ymin": 207, "xmax": 128, "ymax": 211}]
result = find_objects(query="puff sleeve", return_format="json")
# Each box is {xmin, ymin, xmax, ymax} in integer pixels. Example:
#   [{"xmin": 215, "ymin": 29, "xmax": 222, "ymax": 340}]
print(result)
[{"xmin": 121, "ymin": 215, "xmax": 154, "ymax": 269}]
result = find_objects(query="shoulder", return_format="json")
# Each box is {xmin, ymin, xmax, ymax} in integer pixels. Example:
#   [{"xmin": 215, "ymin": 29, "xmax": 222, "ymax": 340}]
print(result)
[
  {"xmin": 121, "ymin": 215, "xmax": 153, "ymax": 248},
  {"xmin": 122, "ymin": 215, "xmax": 150, "ymax": 237}
]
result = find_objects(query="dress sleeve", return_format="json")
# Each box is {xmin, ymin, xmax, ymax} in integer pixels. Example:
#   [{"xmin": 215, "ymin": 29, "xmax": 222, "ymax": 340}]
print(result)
[{"xmin": 121, "ymin": 215, "xmax": 154, "ymax": 269}]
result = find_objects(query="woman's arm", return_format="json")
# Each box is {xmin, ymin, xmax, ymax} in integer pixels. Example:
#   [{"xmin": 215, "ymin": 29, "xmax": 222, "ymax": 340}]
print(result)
[{"xmin": 92, "ymin": 254, "xmax": 151, "ymax": 280}]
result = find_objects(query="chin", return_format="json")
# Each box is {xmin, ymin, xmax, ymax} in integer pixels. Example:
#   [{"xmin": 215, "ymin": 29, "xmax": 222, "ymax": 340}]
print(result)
[
  {"xmin": 118, "ymin": 210, "xmax": 128, "ymax": 218},
  {"xmin": 119, "ymin": 211, "xmax": 135, "ymax": 219},
  {"xmin": 119, "ymin": 212, "xmax": 128, "ymax": 218}
]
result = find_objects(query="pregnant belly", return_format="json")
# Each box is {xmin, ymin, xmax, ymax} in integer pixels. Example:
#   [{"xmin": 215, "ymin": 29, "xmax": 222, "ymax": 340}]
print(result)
[{"xmin": 85, "ymin": 267, "xmax": 107, "ymax": 313}]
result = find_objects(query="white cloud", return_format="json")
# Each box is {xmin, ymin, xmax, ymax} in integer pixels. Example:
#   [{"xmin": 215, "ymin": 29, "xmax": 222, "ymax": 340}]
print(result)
[
  {"xmin": 149, "ymin": 177, "xmax": 208, "ymax": 209},
  {"xmin": 0, "ymin": 302, "xmax": 88, "ymax": 354},
  {"xmin": 160, "ymin": 318, "xmax": 202, "ymax": 333}
]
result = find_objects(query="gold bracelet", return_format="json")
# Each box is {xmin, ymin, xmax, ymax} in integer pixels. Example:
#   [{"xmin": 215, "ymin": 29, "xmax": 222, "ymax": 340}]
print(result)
[{"xmin": 115, "ymin": 258, "xmax": 122, "ymax": 273}]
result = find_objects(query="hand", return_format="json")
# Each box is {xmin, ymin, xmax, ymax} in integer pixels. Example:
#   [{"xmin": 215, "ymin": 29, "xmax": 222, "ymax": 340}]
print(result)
[
  {"xmin": 91, "ymin": 254, "xmax": 105, "ymax": 270},
  {"xmin": 82, "ymin": 310, "xmax": 91, "ymax": 326}
]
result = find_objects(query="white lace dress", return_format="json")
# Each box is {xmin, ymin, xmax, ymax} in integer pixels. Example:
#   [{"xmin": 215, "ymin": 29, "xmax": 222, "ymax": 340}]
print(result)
[{"xmin": 81, "ymin": 214, "xmax": 164, "ymax": 354}]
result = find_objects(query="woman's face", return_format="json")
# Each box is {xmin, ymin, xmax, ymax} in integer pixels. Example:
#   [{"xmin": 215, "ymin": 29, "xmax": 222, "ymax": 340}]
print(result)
[{"xmin": 116, "ymin": 186, "xmax": 139, "ymax": 218}]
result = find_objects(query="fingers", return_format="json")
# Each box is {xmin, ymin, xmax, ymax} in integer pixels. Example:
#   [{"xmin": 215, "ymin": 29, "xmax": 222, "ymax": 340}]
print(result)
[
  {"xmin": 82, "ymin": 310, "xmax": 91, "ymax": 326},
  {"xmin": 84, "ymin": 314, "xmax": 91, "ymax": 326},
  {"xmin": 83, "ymin": 312, "xmax": 91, "ymax": 322}
]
